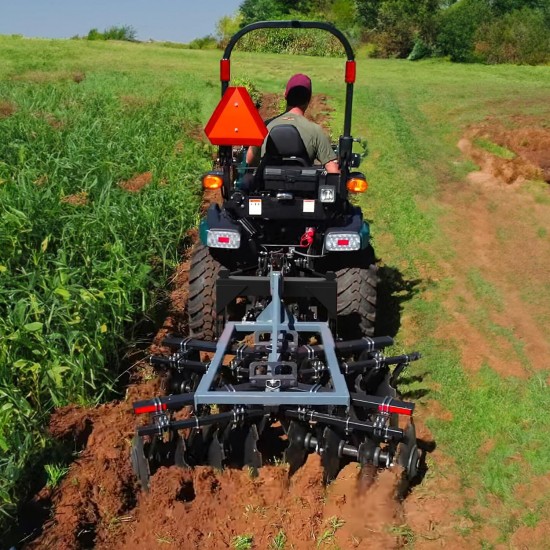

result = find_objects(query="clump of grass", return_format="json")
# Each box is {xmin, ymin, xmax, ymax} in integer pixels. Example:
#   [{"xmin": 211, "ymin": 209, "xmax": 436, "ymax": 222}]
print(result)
[
  {"xmin": 44, "ymin": 463, "xmax": 70, "ymax": 488},
  {"xmin": 389, "ymin": 523, "xmax": 416, "ymax": 546},
  {"xmin": 233, "ymin": 534, "xmax": 254, "ymax": 550},
  {"xmin": 316, "ymin": 516, "xmax": 345, "ymax": 547},
  {"xmin": 473, "ymin": 138, "xmax": 516, "ymax": 159},
  {"xmin": 270, "ymin": 530, "xmax": 287, "ymax": 550}
]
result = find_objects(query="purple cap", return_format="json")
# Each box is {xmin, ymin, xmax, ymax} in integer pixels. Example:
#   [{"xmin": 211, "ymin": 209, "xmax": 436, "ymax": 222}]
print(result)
[{"xmin": 285, "ymin": 74, "xmax": 312, "ymax": 98}]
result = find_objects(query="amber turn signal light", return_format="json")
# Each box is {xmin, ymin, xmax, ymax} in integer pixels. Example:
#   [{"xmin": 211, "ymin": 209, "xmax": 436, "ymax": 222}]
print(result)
[
  {"xmin": 346, "ymin": 177, "xmax": 368, "ymax": 193},
  {"xmin": 202, "ymin": 172, "xmax": 224, "ymax": 190}
]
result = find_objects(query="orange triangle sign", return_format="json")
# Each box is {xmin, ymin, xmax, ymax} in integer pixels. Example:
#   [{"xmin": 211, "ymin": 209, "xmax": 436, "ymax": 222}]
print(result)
[{"xmin": 205, "ymin": 87, "xmax": 268, "ymax": 146}]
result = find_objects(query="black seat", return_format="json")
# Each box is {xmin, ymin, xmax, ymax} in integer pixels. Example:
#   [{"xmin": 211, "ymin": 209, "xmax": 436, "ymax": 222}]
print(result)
[
  {"xmin": 264, "ymin": 124, "xmax": 311, "ymax": 167},
  {"xmin": 252, "ymin": 124, "xmax": 311, "ymax": 190}
]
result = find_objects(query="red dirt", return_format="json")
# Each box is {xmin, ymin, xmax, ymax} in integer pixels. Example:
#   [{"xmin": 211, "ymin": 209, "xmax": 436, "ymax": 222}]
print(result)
[
  {"xmin": 459, "ymin": 120, "xmax": 550, "ymax": 185},
  {"xmin": 259, "ymin": 92, "xmax": 334, "ymax": 132},
  {"xmin": 0, "ymin": 99, "xmax": 17, "ymax": 119},
  {"xmin": 32, "ymin": 419, "xmax": 408, "ymax": 549},
  {"xmin": 119, "ymin": 171, "xmax": 153, "ymax": 193},
  {"xmin": 61, "ymin": 191, "xmax": 89, "ymax": 206}
]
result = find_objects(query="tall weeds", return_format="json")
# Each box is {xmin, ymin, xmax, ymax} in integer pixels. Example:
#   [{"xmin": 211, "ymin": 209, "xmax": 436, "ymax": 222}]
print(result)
[{"xmin": 0, "ymin": 80, "xmax": 209, "ymax": 521}]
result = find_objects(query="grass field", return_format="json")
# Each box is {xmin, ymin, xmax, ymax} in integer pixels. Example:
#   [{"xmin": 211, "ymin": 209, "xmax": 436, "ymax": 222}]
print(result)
[{"xmin": 1, "ymin": 35, "xmax": 549, "ymax": 545}]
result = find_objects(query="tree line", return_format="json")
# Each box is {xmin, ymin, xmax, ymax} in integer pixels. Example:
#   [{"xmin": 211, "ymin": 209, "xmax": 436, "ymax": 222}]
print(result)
[{"xmin": 213, "ymin": 0, "xmax": 550, "ymax": 64}]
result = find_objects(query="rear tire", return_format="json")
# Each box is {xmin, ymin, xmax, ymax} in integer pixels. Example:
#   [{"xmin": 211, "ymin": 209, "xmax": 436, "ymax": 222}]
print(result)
[
  {"xmin": 188, "ymin": 243, "xmax": 221, "ymax": 340},
  {"xmin": 336, "ymin": 264, "xmax": 378, "ymax": 338}
]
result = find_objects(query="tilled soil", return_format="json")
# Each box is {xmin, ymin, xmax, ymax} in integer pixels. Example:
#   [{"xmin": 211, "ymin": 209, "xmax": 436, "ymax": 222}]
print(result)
[{"xmin": 29, "ymin": 400, "xmax": 406, "ymax": 549}]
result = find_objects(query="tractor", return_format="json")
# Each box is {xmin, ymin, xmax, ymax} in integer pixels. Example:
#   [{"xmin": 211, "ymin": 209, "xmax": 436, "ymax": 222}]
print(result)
[{"xmin": 131, "ymin": 20, "xmax": 420, "ymax": 489}]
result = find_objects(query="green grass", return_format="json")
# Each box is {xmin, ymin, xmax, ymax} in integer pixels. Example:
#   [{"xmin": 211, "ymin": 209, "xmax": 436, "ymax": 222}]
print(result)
[
  {"xmin": 269, "ymin": 530, "xmax": 287, "ymax": 550},
  {"xmin": 473, "ymin": 138, "xmax": 516, "ymax": 159},
  {"xmin": 316, "ymin": 516, "xmax": 345, "ymax": 548},
  {"xmin": 233, "ymin": 534, "xmax": 254, "ymax": 550},
  {"xmin": 1, "ymin": 35, "xmax": 549, "ymax": 541}
]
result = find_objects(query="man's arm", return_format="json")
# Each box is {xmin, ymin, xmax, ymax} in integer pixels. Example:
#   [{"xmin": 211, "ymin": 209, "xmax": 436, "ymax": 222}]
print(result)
[
  {"xmin": 316, "ymin": 129, "xmax": 340, "ymax": 173},
  {"xmin": 246, "ymin": 145, "xmax": 260, "ymax": 167}
]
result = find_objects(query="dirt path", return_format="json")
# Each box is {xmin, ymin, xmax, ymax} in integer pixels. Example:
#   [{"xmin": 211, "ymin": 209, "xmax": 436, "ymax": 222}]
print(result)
[
  {"xmin": 444, "ymin": 120, "xmax": 550, "ymax": 377},
  {"xmin": 404, "ymin": 118, "xmax": 550, "ymax": 549}
]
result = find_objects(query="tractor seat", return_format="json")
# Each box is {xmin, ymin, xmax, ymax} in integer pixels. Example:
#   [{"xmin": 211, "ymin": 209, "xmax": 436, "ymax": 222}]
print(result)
[
  {"xmin": 251, "ymin": 124, "xmax": 317, "ymax": 193},
  {"xmin": 263, "ymin": 124, "xmax": 311, "ymax": 167}
]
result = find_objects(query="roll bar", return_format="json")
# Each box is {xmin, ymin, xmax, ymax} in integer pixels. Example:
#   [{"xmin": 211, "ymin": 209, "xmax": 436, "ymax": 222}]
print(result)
[
  {"xmin": 216, "ymin": 20, "xmax": 357, "ymax": 196},
  {"xmin": 220, "ymin": 20, "xmax": 355, "ymax": 138}
]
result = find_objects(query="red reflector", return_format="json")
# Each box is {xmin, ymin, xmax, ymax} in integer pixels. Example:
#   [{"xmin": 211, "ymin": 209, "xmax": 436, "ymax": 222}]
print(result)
[
  {"xmin": 337, "ymin": 239, "xmax": 350, "ymax": 246},
  {"xmin": 378, "ymin": 404, "xmax": 412, "ymax": 416},
  {"xmin": 218, "ymin": 236, "xmax": 230, "ymax": 243},
  {"xmin": 134, "ymin": 404, "xmax": 167, "ymax": 415},
  {"xmin": 220, "ymin": 59, "xmax": 230, "ymax": 82},
  {"xmin": 204, "ymin": 87, "xmax": 268, "ymax": 146},
  {"xmin": 345, "ymin": 60, "xmax": 356, "ymax": 84}
]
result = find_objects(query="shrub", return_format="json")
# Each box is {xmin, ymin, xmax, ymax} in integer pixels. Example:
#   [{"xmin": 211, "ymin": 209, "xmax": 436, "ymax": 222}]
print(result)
[
  {"xmin": 408, "ymin": 36, "xmax": 433, "ymax": 60},
  {"xmin": 86, "ymin": 25, "xmax": 137, "ymax": 42},
  {"xmin": 187, "ymin": 35, "xmax": 218, "ymax": 50},
  {"xmin": 475, "ymin": 8, "xmax": 550, "ymax": 64},
  {"xmin": 436, "ymin": 0, "xmax": 492, "ymax": 62},
  {"xmin": 361, "ymin": 0, "xmax": 440, "ymax": 58},
  {"xmin": 236, "ymin": 27, "xmax": 347, "ymax": 57}
]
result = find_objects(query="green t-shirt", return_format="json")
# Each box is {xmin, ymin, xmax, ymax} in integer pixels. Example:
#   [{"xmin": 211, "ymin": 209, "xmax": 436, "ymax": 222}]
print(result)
[{"xmin": 259, "ymin": 113, "xmax": 337, "ymax": 166}]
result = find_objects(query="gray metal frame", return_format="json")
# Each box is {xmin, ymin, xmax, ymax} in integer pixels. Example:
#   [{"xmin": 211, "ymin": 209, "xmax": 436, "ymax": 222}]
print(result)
[{"xmin": 194, "ymin": 270, "xmax": 350, "ymax": 407}]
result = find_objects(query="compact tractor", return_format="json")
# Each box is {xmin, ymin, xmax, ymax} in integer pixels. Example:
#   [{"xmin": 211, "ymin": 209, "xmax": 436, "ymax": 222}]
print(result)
[{"xmin": 131, "ymin": 21, "xmax": 421, "ymax": 488}]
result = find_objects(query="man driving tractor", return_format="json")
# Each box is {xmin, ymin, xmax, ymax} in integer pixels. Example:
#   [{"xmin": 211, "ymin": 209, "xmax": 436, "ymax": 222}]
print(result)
[{"xmin": 246, "ymin": 73, "xmax": 340, "ymax": 173}]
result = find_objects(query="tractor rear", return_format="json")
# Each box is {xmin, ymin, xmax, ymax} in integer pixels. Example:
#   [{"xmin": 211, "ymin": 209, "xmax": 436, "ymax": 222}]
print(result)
[{"xmin": 131, "ymin": 21, "xmax": 421, "ymax": 488}]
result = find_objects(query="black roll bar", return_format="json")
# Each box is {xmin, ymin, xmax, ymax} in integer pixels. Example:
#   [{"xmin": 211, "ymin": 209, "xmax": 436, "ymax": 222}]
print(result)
[
  {"xmin": 221, "ymin": 20, "xmax": 355, "ymax": 137},
  {"xmin": 217, "ymin": 20, "xmax": 357, "ymax": 196}
]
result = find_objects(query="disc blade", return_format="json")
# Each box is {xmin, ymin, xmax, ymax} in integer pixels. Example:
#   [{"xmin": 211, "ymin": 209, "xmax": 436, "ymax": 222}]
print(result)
[
  {"xmin": 208, "ymin": 428, "xmax": 225, "ymax": 470},
  {"xmin": 321, "ymin": 427, "xmax": 342, "ymax": 483},
  {"xmin": 186, "ymin": 426, "xmax": 210, "ymax": 466},
  {"xmin": 397, "ymin": 421, "xmax": 419, "ymax": 480},
  {"xmin": 131, "ymin": 435, "xmax": 150, "ymax": 491},
  {"xmin": 174, "ymin": 433, "xmax": 191, "ymax": 469},
  {"xmin": 284, "ymin": 421, "xmax": 308, "ymax": 475},
  {"xmin": 244, "ymin": 424, "xmax": 262, "ymax": 472}
]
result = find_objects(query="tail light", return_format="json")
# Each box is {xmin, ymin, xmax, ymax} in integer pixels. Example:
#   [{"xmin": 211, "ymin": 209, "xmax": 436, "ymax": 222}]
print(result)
[
  {"xmin": 347, "ymin": 176, "xmax": 368, "ymax": 193},
  {"xmin": 324, "ymin": 232, "xmax": 361, "ymax": 251},
  {"xmin": 202, "ymin": 172, "xmax": 223, "ymax": 190},
  {"xmin": 207, "ymin": 229, "xmax": 241, "ymax": 249}
]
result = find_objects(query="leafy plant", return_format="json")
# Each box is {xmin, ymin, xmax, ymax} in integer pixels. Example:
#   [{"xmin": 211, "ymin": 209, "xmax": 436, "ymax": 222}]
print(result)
[
  {"xmin": 44, "ymin": 463, "xmax": 69, "ymax": 488},
  {"xmin": 317, "ymin": 516, "xmax": 345, "ymax": 547},
  {"xmin": 233, "ymin": 533, "xmax": 254, "ymax": 550},
  {"xmin": 270, "ymin": 530, "xmax": 287, "ymax": 550},
  {"xmin": 0, "ymin": 50, "xmax": 208, "ymax": 530}
]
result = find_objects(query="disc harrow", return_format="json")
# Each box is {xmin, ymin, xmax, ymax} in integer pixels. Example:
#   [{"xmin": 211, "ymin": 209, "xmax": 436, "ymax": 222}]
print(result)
[{"xmin": 131, "ymin": 267, "xmax": 421, "ymax": 489}]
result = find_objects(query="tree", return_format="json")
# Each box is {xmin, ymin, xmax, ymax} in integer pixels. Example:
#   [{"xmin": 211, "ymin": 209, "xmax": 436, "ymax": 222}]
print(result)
[
  {"xmin": 216, "ymin": 13, "xmax": 243, "ymax": 47},
  {"xmin": 239, "ymin": 0, "xmax": 286, "ymax": 26}
]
